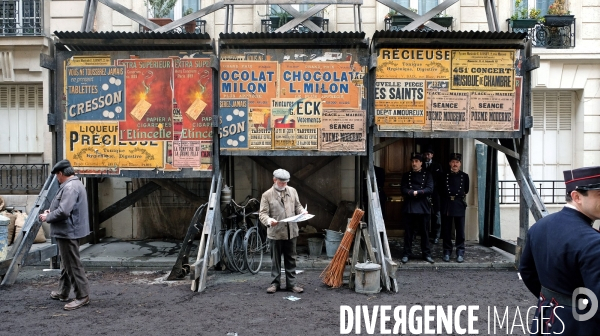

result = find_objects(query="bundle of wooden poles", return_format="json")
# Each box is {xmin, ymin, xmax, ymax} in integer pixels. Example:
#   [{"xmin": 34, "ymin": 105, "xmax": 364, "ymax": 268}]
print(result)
[{"xmin": 320, "ymin": 208, "xmax": 365, "ymax": 288}]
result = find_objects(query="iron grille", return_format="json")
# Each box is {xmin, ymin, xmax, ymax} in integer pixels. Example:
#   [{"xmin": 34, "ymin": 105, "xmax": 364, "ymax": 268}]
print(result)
[
  {"xmin": 0, "ymin": 163, "xmax": 48, "ymax": 194},
  {"xmin": 0, "ymin": 0, "xmax": 43, "ymax": 36},
  {"xmin": 499, "ymin": 180, "xmax": 566, "ymax": 205},
  {"xmin": 507, "ymin": 19, "xmax": 576, "ymax": 49}
]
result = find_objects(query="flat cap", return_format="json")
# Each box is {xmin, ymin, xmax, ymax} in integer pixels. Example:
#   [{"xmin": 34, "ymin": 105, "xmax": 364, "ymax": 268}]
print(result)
[
  {"xmin": 51, "ymin": 159, "xmax": 72, "ymax": 174},
  {"xmin": 564, "ymin": 166, "xmax": 600, "ymax": 194},
  {"xmin": 273, "ymin": 168, "xmax": 290, "ymax": 182},
  {"xmin": 410, "ymin": 153, "xmax": 423, "ymax": 162}
]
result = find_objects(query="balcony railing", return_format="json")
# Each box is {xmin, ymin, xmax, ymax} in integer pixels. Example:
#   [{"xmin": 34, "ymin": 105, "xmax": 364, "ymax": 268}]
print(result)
[
  {"xmin": 0, "ymin": 0, "xmax": 43, "ymax": 36},
  {"xmin": 499, "ymin": 180, "xmax": 566, "ymax": 205},
  {"xmin": 0, "ymin": 163, "xmax": 49, "ymax": 194},
  {"xmin": 139, "ymin": 19, "xmax": 206, "ymax": 34},
  {"xmin": 261, "ymin": 18, "xmax": 329, "ymax": 33},
  {"xmin": 507, "ymin": 19, "xmax": 576, "ymax": 49}
]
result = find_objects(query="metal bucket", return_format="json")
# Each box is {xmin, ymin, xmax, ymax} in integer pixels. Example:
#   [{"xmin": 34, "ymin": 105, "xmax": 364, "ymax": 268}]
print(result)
[
  {"xmin": 354, "ymin": 262, "xmax": 381, "ymax": 294},
  {"xmin": 324, "ymin": 229, "xmax": 344, "ymax": 241},
  {"xmin": 324, "ymin": 238, "xmax": 341, "ymax": 258},
  {"xmin": 307, "ymin": 237, "xmax": 323, "ymax": 258}
]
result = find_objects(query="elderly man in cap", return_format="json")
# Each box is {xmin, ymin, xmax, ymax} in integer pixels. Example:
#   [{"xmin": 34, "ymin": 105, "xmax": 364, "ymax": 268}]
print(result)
[
  {"xmin": 259, "ymin": 168, "xmax": 306, "ymax": 294},
  {"xmin": 400, "ymin": 153, "xmax": 434, "ymax": 264},
  {"xmin": 520, "ymin": 166, "xmax": 600, "ymax": 335},
  {"xmin": 39, "ymin": 160, "xmax": 90, "ymax": 310},
  {"xmin": 440, "ymin": 153, "xmax": 469, "ymax": 263}
]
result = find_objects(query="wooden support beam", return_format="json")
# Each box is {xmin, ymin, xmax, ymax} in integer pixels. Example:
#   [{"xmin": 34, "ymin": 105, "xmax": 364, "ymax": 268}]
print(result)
[
  {"xmin": 402, "ymin": 0, "xmax": 458, "ymax": 31},
  {"xmin": 0, "ymin": 244, "xmax": 58, "ymax": 276},
  {"xmin": 97, "ymin": 0, "xmax": 159, "ymax": 30},
  {"xmin": 376, "ymin": 0, "xmax": 445, "ymax": 31},
  {"xmin": 489, "ymin": 235, "xmax": 516, "ymax": 255},
  {"xmin": 292, "ymin": 156, "xmax": 338, "ymax": 180},
  {"xmin": 98, "ymin": 181, "xmax": 161, "ymax": 223},
  {"xmin": 152, "ymin": 179, "xmax": 207, "ymax": 206},
  {"xmin": 477, "ymin": 138, "xmax": 520, "ymax": 160},
  {"xmin": 249, "ymin": 156, "xmax": 338, "ymax": 215},
  {"xmin": 155, "ymin": 2, "xmax": 226, "ymax": 32},
  {"xmin": 277, "ymin": 4, "xmax": 327, "ymax": 33},
  {"xmin": 373, "ymin": 138, "xmax": 401, "ymax": 153}
]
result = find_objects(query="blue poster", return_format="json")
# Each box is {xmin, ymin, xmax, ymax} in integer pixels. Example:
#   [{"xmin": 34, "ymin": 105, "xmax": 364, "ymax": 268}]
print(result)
[
  {"xmin": 219, "ymin": 99, "xmax": 249, "ymax": 149},
  {"xmin": 66, "ymin": 66, "xmax": 126, "ymax": 121}
]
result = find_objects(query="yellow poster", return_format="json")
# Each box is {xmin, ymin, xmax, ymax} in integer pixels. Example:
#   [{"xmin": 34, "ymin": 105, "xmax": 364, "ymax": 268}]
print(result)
[
  {"xmin": 67, "ymin": 56, "xmax": 112, "ymax": 66},
  {"xmin": 376, "ymin": 48, "xmax": 451, "ymax": 79},
  {"xmin": 450, "ymin": 50, "xmax": 515, "ymax": 91},
  {"xmin": 65, "ymin": 122, "xmax": 164, "ymax": 169}
]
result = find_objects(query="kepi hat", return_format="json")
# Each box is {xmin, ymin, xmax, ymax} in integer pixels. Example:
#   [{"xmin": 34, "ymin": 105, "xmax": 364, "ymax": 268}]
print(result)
[
  {"xmin": 564, "ymin": 166, "xmax": 600, "ymax": 194},
  {"xmin": 410, "ymin": 153, "xmax": 423, "ymax": 162},
  {"xmin": 449, "ymin": 153, "xmax": 462, "ymax": 162},
  {"xmin": 423, "ymin": 148, "xmax": 434, "ymax": 155}
]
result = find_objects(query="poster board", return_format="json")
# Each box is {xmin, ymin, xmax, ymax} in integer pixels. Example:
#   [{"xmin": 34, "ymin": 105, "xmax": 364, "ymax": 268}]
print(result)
[
  {"xmin": 61, "ymin": 53, "xmax": 215, "ymax": 175},
  {"xmin": 375, "ymin": 48, "xmax": 522, "ymax": 133}
]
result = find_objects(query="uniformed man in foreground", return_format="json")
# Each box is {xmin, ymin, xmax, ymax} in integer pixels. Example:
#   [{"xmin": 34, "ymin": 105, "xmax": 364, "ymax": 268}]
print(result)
[
  {"xmin": 520, "ymin": 166, "xmax": 600, "ymax": 335},
  {"xmin": 440, "ymin": 153, "xmax": 469, "ymax": 263},
  {"xmin": 423, "ymin": 148, "xmax": 443, "ymax": 244},
  {"xmin": 400, "ymin": 153, "xmax": 434, "ymax": 264}
]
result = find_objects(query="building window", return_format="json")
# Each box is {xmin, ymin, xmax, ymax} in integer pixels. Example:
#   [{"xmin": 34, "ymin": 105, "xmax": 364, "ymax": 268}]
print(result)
[
  {"xmin": 536, "ymin": 0, "xmax": 551, "ymax": 16},
  {"xmin": 0, "ymin": 0, "xmax": 43, "ymax": 35},
  {"xmin": 418, "ymin": 0, "xmax": 438, "ymax": 15}
]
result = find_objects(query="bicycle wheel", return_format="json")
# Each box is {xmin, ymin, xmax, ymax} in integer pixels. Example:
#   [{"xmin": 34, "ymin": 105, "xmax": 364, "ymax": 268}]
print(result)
[
  {"xmin": 231, "ymin": 229, "xmax": 247, "ymax": 273},
  {"xmin": 223, "ymin": 229, "xmax": 237, "ymax": 272},
  {"xmin": 244, "ymin": 227, "xmax": 263, "ymax": 274},
  {"xmin": 216, "ymin": 230, "xmax": 227, "ymax": 271}
]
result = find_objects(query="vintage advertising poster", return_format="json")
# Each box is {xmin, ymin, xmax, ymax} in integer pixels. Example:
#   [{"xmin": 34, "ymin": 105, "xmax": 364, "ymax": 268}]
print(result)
[
  {"xmin": 67, "ymin": 56, "xmax": 111, "ymax": 66},
  {"xmin": 375, "ymin": 79, "xmax": 426, "ymax": 126},
  {"xmin": 199, "ymin": 141, "xmax": 212, "ymax": 170},
  {"xmin": 219, "ymin": 99, "xmax": 249, "ymax": 149},
  {"xmin": 249, "ymin": 107, "xmax": 272, "ymax": 149},
  {"xmin": 65, "ymin": 122, "xmax": 164, "ymax": 169},
  {"xmin": 279, "ymin": 62, "xmax": 362, "ymax": 109},
  {"xmin": 66, "ymin": 66, "xmax": 126, "ymax": 121},
  {"xmin": 376, "ymin": 48, "xmax": 451, "ymax": 79},
  {"xmin": 117, "ymin": 58, "xmax": 174, "ymax": 141},
  {"xmin": 219, "ymin": 61, "xmax": 278, "ymax": 107},
  {"xmin": 271, "ymin": 99, "xmax": 297, "ymax": 149},
  {"xmin": 513, "ymin": 76, "xmax": 522, "ymax": 130},
  {"xmin": 426, "ymin": 81, "xmax": 469, "ymax": 131},
  {"xmin": 320, "ymin": 110, "xmax": 366, "ymax": 151},
  {"xmin": 469, "ymin": 92, "xmax": 515, "ymax": 131},
  {"xmin": 173, "ymin": 57, "xmax": 213, "ymax": 142},
  {"xmin": 450, "ymin": 50, "xmax": 515, "ymax": 91},
  {"xmin": 172, "ymin": 141, "xmax": 202, "ymax": 168}
]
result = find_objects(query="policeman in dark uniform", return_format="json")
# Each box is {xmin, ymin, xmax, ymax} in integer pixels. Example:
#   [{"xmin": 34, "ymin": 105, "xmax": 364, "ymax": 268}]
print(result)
[
  {"xmin": 440, "ymin": 153, "xmax": 469, "ymax": 263},
  {"xmin": 520, "ymin": 166, "xmax": 600, "ymax": 335},
  {"xmin": 423, "ymin": 148, "xmax": 443, "ymax": 244},
  {"xmin": 400, "ymin": 153, "xmax": 434, "ymax": 264}
]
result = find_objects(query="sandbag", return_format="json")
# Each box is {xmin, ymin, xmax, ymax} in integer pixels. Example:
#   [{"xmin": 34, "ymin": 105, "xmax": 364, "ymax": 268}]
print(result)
[
  {"xmin": 14, "ymin": 211, "xmax": 46, "ymax": 244},
  {"xmin": 0, "ymin": 195, "xmax": 5, "ymax": 211},
  {"xmin": 0, "ymin": 210, "xmax": 17, "ymax": 245}
]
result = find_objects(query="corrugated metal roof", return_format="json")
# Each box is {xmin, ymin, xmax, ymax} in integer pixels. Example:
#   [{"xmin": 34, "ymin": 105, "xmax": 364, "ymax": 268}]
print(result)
[
  {"xmin": 372, "ymin": 30, "xmax": 528, "ymax": 49},
  {"xmin": 54, "ymin": 31, "xmax": 213, "ymax": 51},
  {"xmin": 219, "ymin": 31, "xmax": 368, "ymax": 49}
]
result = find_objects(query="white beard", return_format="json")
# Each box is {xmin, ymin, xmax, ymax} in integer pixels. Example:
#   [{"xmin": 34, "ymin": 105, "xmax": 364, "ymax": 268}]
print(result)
[{"xmin": 274, "ymin": 184, "xmax": 286, "ymax": 191}]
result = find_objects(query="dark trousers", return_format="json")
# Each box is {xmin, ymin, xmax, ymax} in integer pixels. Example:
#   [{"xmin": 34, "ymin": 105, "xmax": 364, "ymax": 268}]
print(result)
[
  {"xmin": 403, "ymin": 213, "xmax": 431, "ymax": 257},
  {"xmin": 429, "ymin": 211, "xmax": 441, "ymax": 240},
  {"xmin": 56, "ymin": 238, "xmax": 89, "ymax": 299},
  {"xmin": 442, "ymin": 216, "xmax": 465, "ymax": 257},
  {"xmin": 270, "ymin": 237, "xmax": 297, "ymax": 288}
]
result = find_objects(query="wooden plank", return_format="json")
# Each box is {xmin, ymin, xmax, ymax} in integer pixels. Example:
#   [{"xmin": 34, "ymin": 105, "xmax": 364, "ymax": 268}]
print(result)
[
  {"xmin": 224, "ymin": 0, "xmax": 362, "ymax": 4},
  {"xmin": 0, "ymin": 244, "xmax": 58, "ymax": 276},
  {"xmin": 489, "ymin": 235, "xmax": 516, "ymax": 255},
  {"xmin": 375, "ymin": 130, "xmax": 522, "ymax": 139},
  {"xmin": 97, "ymin": 0, "xmax": 159, "ymax": 30},
  {"xmin": 328, "ymin": 201, "xmax": 357, "ymax": 231},
  {"xmin": 348, "ymin": 228, "xmax": 362, "ymax": 289},
  {"xmin": 79, "ymin": 228, "xmax": 106, "ymax": 245},
  {"xmin": 373, "ymin": 138, "xmax": 401, "ymax": 153},
  {"xmin": 477, "ymin": 138, "xmax": 520, "ymax": 160},
  {"xmin": 249, "ymin": 157, "xmax": 338, "ymax": 215},
  {"xmin": 152, "ymin": 179, "xmax": 207, "ymax": 206},
  {"xmin": 365, "ymin": 172, "xmax": 390, "ymax": 291},
  {"xmin": 98, "ymin": 182, "xmax": 161, "ymax": 223},
  {"xmin": 155, "ymin": 2, "xmax": 226, "ymax": 33},
  {"xmin": 292, "ymin": 156, "xmax": 337, "ymax": 182},
  {"xmin": 221, "ymin": 150, "xmax": 365, "ymax": 156}
]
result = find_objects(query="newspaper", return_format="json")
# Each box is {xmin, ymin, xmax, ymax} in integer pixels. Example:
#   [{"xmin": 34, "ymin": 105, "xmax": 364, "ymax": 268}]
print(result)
[{"xmin": 279, "ymin": 213, "xmax": 315, "ymax": 223}]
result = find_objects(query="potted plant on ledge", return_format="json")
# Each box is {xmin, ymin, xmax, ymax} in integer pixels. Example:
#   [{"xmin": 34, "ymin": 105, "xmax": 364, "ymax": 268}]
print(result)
[
  {"xmin": 431, "ymin": 12, "xmax": 453, "ymax": 29},
  {"xmin": 544, "ymin": 0, "xmax": 574, "ymax": 27},
  {"xmin": 510, "ymin": 0, "xmax": 542, "ymax": 29},
  {"xmin": 146, "ymin": 0, "xmax": 176, "ymax": 26}
]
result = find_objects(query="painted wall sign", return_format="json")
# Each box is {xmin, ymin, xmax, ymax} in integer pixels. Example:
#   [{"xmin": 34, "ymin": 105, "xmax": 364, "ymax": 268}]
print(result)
[
  {"xmin": 450, "ymin": 50, "xmax": 515, "ymax": 91},
  {"xmin": 66, "ymin": 66, "xmax": 126, "ymax": 121},
  {"xmin": 219, "ymin": 61, "xmax": 278, "ymax": 107},
  {"xmin": 117, "ymin": 58, "xmax": 174, "ymax": 141},
  {"xmin": 65, "ymin": 122, "xmax": 164, "ymax": 168}
]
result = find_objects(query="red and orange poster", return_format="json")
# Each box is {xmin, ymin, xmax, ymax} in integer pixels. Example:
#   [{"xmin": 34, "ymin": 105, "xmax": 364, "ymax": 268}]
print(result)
[
  {"xmin": 279, "ymin": 62, "xmax": 362, "ymax": 109},
  {"xmin": 173, "ymin": 57, "xmax": 214, "ymax": 141},
  {"xmin": 219, "ymin": 61, "xmax": 278, "ymax": 107},
  {"xmin": 117, "ymin": 58, "xmax": 174, "ymax": 141}
]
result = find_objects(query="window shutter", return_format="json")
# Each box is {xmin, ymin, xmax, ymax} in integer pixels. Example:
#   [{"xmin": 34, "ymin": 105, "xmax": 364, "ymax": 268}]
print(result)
[{"xmin": 558, "ymin": 91, "xmax": 572, "ymax": 131}]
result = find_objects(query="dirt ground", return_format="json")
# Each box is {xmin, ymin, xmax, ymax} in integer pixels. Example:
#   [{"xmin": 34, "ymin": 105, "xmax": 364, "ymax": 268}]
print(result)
[{"xmin": 0, "ymin": 267, "xmax": 537, "ymax": 336}]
